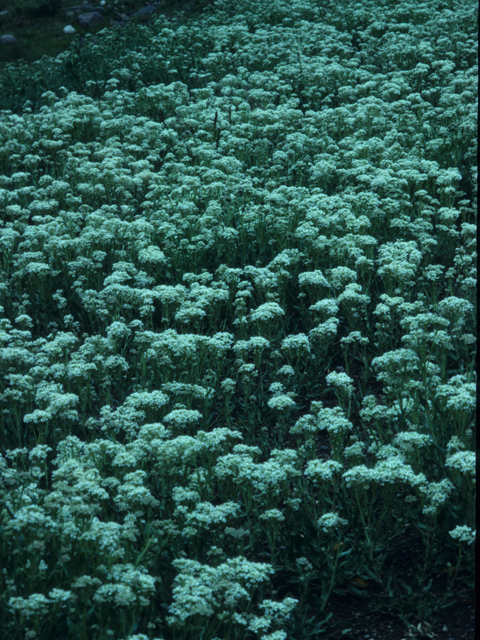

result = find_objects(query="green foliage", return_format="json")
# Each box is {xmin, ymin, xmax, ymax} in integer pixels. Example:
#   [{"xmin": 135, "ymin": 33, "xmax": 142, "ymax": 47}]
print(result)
[{"xmin": 0, "ymin": 0, "xmax": 476, "ymax": 639}]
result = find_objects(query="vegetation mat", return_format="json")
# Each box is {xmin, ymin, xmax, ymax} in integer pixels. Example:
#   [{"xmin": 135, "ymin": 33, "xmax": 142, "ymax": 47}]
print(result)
[{"xmin": 0, "ymin": 1, "xmax": 476, "ymax": 639}]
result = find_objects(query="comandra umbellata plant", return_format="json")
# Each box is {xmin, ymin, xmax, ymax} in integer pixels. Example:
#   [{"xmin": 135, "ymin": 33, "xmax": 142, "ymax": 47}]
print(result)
[{"xmin": 0, "ymin": 0, "xmax": 476, "ymax": 639}]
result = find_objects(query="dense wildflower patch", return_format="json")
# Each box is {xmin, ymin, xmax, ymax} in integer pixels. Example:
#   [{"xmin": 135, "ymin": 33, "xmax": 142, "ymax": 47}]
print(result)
[{"xmin": 0, "ymin": 0, "xmax": 476, "ymax": 639}]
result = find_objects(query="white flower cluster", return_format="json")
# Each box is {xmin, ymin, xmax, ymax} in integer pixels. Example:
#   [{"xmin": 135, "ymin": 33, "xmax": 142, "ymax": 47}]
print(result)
[
  {"xmin": 393, "ymin": 431, "xmax": 433, "ymax": 454},
  {"xmin": 167, "ymin": 555, "xmax": 297, "ymax": 638},
  {"xmin": 325, "ymin": 371, "xmax": 355, "ymax": 397},
  {"xmin": 445, "ymin": 451, "xmax": 476, "ymax": 476},
  {"xmin": 184, "ymin": 501, "xmax": 241, "ymax": 528},
  {"xmin": 305, "ymin": 460, "xmax": 343, "ymax": 484},
  {"xmin": 249, "ymin": 302, "xmax": 286, "ymax": 323},
  {"xmin": 280, "ymin": 333, "xmax": 311, "ymax": 362},
  {"xmin": 290, "ymin": 413, "xmax": 317, "ymax": 436},
  {"xmin": 93, "ymin": 563, "xmax": 157, "ymax": 608},
  {"xmin": 167, "ymin": 556, "xmax": 273, "ymax": 624},
  {"xmin": 343, "ymin": 441, "xmax": 366, "ymax": 463},
  {"xmin": 259, "ymin": 509, "xmax": 286, "ymax": 523},
  {"xmin": 315, "ymin": 406, "xmax": 353, "ymax": 437},
  {"xmin": 162, "ymin": 409, "xmax": 203, "ymax": 431},
  {"xmin": 214, "ymin": 448, "xmax": 301, "ymax": 502},
  {"xmin": 419, "ymin": 479, "xmax": 455, "ymax": 517},
  {"xmin": 343, "ymin": 457, "xmax": 427, "ymax": 491},
  {"xmin": 267, "ymin": 395, "xmax": 297, "ymax": 411},
  {"xmin": 449, "ymin": 525, "xmax": 475, "ymax": 545},
  {"xmin": 317, "ymin": 512, "xmax": 349, "ymax": 533}
]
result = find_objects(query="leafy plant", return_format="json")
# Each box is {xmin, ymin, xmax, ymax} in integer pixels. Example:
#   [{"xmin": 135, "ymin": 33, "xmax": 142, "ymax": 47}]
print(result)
[{"xmin": 0, "ymin": 1, "xmax": 476, "ymax": 639}]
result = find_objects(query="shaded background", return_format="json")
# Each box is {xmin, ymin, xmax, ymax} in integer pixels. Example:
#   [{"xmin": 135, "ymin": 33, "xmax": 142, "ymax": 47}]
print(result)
[{"xmin": 0, "ymin": 0, "xmax": 215, "ymax": 68}]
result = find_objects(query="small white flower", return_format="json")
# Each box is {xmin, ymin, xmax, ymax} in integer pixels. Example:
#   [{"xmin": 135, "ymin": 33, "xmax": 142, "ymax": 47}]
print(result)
[
  {"xmin": 48, "ymin": 589, "xmax": 74, "ymax": 605},
  {"xmin": 340, "ymin": 331, "xmax": 369, "ymax": 347},
  {"xmin": 259, "ymin": 509, "xmax": 285, "ymax": 523},
  {"xmin": 163, "ymin": 409, "xmax": 202, "ymax": 430},
  {"xmin": 309, "ymin": 298, "xmax": 339, "ymax": 318},
  {"xmin": 249, "ymin": 302, "xmax": 285, "ymax": 323},
  {"xmin": 8, "ymin": 593, "xmax": 50, "ymax": 618},
  {"xmin": 277, "ymin": 364, "xmax": 295, "ymax": 378},
  {"xmin": 449, "ymin": 525, "xmax": 475, "ymax": 545},
  {"xmin": 317, "ymin": 512, "xmax": 349, "ymax": 532},
  {"xmin": 309, "ymin": 317, "xmax": 339, "ymax": 342},
  {"xmin": 269, "ymin": 381, "xmax": 286, "ymax": 396},
  {"xmin": 327, "ymin": 266, "xmax": 357, "ymax": 289},
  {"xmin": 281, "ymin": 333, "xmax": 311, "ymax": 358},
  {"xmin": 326, "ymin": 371, "xmax": 354, "ymax": 396},
  {"xmin": 221, "ymin": 378, "xmax": 236, "ymax": 394},
  {"xmin": 305, "ymin": 460, "xmax": 343, "ymax": 483},
  {"xmin": 238, "ymin": 363, "xmax": 258, "ymax": 380},
  {"xmin": 445, "ymin": 451, "xmax": 475, "ymax": 476},
  {"xmin": 419, "ymin": 479, "xmax": 455, "ymax": 516},
  {"xmin": 268, "ymin": 394, "xmax": 296, "ymax": 411},
  {"xmin": 290, "ymin": 414, "xmax": 317, "ymax": 436},
  {"xmin": 299, "ymin": 270, "xmax": 330, "ymax": 288},
  {"xmin": 261, "ymin": 632, "xmax": 288, "ymax": 640}
]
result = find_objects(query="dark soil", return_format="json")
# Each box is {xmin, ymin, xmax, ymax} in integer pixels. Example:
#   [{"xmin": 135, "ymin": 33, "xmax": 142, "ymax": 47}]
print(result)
[{"xmin": 322, "ymin": 591, "xmax": 474, "ymax": 640}]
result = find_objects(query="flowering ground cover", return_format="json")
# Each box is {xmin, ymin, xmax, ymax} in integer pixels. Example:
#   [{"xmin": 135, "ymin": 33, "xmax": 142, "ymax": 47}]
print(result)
[{"xmin": 0, "ymin": 0, "xmax": 476, "ymax": 639}]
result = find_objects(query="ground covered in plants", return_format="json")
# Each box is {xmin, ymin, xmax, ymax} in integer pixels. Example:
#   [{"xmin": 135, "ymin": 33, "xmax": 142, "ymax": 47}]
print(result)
[{"xmin": 0, "ymin": 1, "xmax": 476, "ymax": 639}]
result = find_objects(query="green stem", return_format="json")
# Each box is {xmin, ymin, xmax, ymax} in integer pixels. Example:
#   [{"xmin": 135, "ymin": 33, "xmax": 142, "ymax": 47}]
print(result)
[
  {"xmin": 355, "ymin": 490, "xmax": 373, "ymax": 560},
  {"xmin": 320, "ymin": 542, "xmax": 341, "ymax": 612}
]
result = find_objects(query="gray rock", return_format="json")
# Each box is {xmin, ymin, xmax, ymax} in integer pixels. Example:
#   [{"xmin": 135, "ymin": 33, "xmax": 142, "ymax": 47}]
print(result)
[
  {"xmin": 133, "ymin": 6, "xmax": 158, "ymax": 19},
  {"xmin": 134, "ymin": 4, "xmax": 156, "ymax": 17},
  {"xmin": 112, "ymin": 12, "xmax": 132, "ymax": 25},
  {"xmin": 77, "ymin": 11, "xmax": 104, "ymax": 27},
  {"xmin": 0, "ymin": 34, "xmax": 17, "ymax": 45}
]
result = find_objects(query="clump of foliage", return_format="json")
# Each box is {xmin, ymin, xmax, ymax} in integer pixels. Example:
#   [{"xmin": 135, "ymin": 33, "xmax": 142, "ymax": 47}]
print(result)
[{"xmin": 0, "ymin": 0, "xmax": 476, "ymax": 639}]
